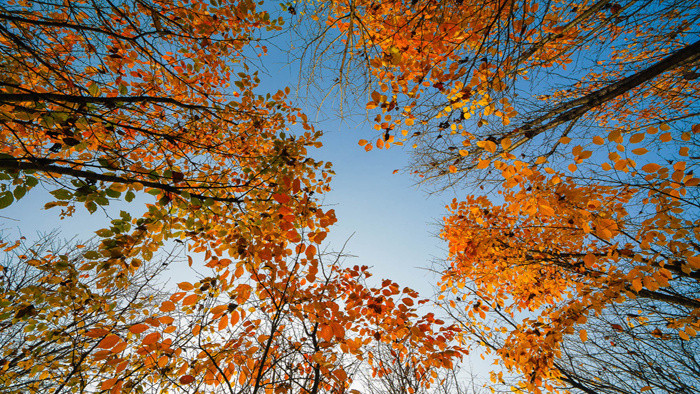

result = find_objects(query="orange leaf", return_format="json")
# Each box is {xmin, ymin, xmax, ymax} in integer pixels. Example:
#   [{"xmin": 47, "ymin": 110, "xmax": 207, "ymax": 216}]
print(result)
[
  {"xmin": 629, "ymin": 133, "xmax": 645, "ymax": 144},
  {"xmin": 129, "ymin": 323, "xmax": 150, "ymax": 334},
  {"xmin": 84, "ymin": 328, "xmax": 110, "ymax": 338},
  {"xmin": 358, "ymin": 139, "xmax": 368, "ymax": 146},
  {"xmin": 182, "ymin": 294, "xmax": 198, "ymax": 306},
  {"xmin": 230, "ymin": 310, "xmax": 240, "ymax": 326},
  {"xmin": 159, "ymin": 300, "xmax": 176, "ymax": 312},
  {"xmin": 177, "ymin": 282, "xmax": 194, "ymax": 291},
  {"xmin": 218, "ymin": 315, "xmax": 228, "ymax": 331},
  {"xmin": 101, "ymin": 378, "xmax": 118, "ymax": 391},
  {"xmin": 111, "ymin": 341, "xmax": 128, "ymax": 354},
  {"xmin": 211, "ymin": 304, "xmax": 228, "ymax": 315},
  {"xmin": 272, "ymin": 193, "xmax": 291, "ymax": 204},
  {"xmin": 476, "ymin": 159, "xmax": 490, "ymax": 169},
  {"xmin": 319, "ymin": 325, "xmax": 333, "ymax": 342},
  {"xmin": 98, "ymin": 334, "xmax": 121, "ymax": 349},
  {"xmin": 641, "ymin": 163, "xmax": 661, "ymax": 172},
  {"xmin": 305, "ymin": 244, "xmax": 317, "ymax": 260},
  {"xmin": 142, "ymin": 332, "xmax": 161, "ymax": 346}
]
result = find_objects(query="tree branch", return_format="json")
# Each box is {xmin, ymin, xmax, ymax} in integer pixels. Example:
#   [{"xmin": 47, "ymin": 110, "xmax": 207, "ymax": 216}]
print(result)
[{"xmin": 0, "ymin": 157, "xmax": 244, "ymax": 204}]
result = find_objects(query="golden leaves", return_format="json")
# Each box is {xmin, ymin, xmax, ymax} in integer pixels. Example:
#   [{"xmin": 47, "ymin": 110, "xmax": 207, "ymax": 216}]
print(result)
[
  {"xmin": 579, "ymin": 329, "xmax": 587, "ymax": 342},
  {"xmin": 477, "ymin": 140, "xmax": 498, "ymax": 153}
]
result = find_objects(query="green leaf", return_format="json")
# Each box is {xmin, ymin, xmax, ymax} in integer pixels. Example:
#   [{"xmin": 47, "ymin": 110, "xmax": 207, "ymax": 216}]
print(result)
[
  {"xmin": 86, "ymin": 201, "xmax": 97, "ymax": 213},
  {"xmin": 88, "ymin": 83, "xmax": 100, "ymax": 97},
  {"xmin": 83, "ymin": 250, "xmax": 101, "ymax": 259},
  {"xmin": 13, "ymin": 186, "xmax": 26, "ymax": 200},
  {"xmin": 50, "ymin": 189, "xmax": 73, "ymax": 200},
  {"xmin": 94, "ymin": 195, "xmax": 110, "ymax": 206},
  {"xmin": 105, "ymin": 188, "xmax": 121, "ymax": 198},
  {"xmin": 25, "ymin": 176, "xmax": 38, "ymax": 187},
  {"xmin": 125, "ymin": 190, "xmax": 135, "ymax": 202},
  {"xmin": 95, "ymin": 228, "xmax": 113, "ymax": 238},
  {"xmin": 0, "ymin": 191, "xmax": 14, "ymax": 209}
]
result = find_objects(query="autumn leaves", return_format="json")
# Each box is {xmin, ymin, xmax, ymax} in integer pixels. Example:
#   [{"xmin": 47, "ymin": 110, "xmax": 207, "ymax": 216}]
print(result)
[
  {"xmin": 1, "ymin": 0, "xmax": 700, "ymax": 392},
  {"xmin": 319, "ymin": 0, "xmax": 700, "ymax": 392}
]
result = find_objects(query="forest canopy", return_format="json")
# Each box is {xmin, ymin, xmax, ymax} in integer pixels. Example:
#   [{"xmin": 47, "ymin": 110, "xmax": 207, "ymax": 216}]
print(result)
[{"xmin": 1, "ymin": 0, "xmax": 698, "ymax": 393}]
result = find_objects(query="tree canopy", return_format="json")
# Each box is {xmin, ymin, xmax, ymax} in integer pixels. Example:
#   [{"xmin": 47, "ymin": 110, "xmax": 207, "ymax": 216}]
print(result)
[
  {"xmin": 312, "ymin": 0, "xmax": 699, "ymax": 391},
  {"xmin": 1, "ymin": 0, "xmax": 699, "ymax": 393}
]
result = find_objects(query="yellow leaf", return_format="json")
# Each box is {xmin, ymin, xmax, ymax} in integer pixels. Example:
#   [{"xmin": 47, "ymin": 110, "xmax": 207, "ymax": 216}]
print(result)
[
  {"xmin": 501, "ymin": 138, "xmax": 512, "ymax": 150},
  {"xmin": 476, "ymin": 159, "xmax": 490, "ymax": 169}
]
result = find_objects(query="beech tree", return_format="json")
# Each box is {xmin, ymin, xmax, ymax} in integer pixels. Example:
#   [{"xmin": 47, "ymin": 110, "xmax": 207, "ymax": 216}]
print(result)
[
  {"xmin": 0, "ymin": 233, "xmax": 170, "ymax": 392},
  {"xmin": 0, "ymin": 0, "xmax": 466, "ymax": 392},
  {"xmin": 309, "ymin": 0, "xmax": 700, "ymax": 392}
]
